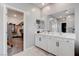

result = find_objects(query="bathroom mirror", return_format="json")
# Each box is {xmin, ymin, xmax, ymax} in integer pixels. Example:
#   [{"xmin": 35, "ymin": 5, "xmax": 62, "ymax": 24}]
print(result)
[
  {"xmin": 36, "ymin": 19, "xmax": 45, "ymax": 29},
  {"xmin": 48, "ymin": 9, "xmax": 75, "ymax": 33}
]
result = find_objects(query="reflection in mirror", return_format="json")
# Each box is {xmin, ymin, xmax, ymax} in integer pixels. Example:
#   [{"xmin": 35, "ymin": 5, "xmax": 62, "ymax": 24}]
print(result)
[
  {"xmin": 48, "ymin": 9, "xmax": 75, "ymax": 33},
  {"xmin": 36, "ymin": 19, "xmax": 45, "ymax": 29}
]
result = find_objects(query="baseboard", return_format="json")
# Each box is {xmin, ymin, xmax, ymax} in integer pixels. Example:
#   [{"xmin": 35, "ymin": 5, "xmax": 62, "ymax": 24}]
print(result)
[{"xmin": 35, "ymin": 46, "xmax": 56, "ymax": 56}]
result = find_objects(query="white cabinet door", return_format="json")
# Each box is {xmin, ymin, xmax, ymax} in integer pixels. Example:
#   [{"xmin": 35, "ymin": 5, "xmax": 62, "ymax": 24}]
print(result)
[
  {"xmin": 59, "ymin": 38, "xmax": 74, "ymax": 56},
  {"xmin": 40, "ymin": 35, "xmax": 48, "ymax": 51},
  {"xmin": 35, "ymin": 34, "xmax": 48, "ymax": 51},
  {"xmin": 48, "ymin": 36, "xmax": 58, "ymax": 55},
  {"xmin": 35, "ymin": 35, "xmax": 42, "ymax": 47}
]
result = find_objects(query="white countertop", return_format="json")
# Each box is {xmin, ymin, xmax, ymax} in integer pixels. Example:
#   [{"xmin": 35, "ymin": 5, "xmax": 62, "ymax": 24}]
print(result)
[{"xmin": 35, "ymin": 32, "xmax": 76, "ymax": 40}]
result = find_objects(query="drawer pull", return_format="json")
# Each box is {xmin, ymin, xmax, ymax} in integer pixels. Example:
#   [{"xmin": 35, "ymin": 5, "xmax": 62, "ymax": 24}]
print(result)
[
  {"xmin": 39, "ymin": 37, "xmax": 41, "ymax": 41},
  {"xmin": 56, "ymin": 42, "xmax": 59, "ymax": 47}
]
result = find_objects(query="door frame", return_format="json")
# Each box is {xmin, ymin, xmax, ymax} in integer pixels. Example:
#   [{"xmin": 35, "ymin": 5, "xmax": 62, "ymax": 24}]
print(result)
[{"xmin": 3, "ymin": 4, "xmax": 26, "ymax": 56}]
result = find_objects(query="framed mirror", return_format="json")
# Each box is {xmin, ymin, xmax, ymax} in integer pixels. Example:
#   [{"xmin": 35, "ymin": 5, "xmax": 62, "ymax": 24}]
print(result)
[{"xmin": 48, "ymin": 9, "xmax": 75, "ymax": 33}]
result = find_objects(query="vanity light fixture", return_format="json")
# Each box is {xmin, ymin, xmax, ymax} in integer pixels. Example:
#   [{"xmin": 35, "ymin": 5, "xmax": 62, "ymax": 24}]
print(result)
[
  {"xmin": 65, "ymin": 10, "xmax": 70, "ymax": 14},
  {"xmin": 65, "ymin": 10, "xmax": 69, "ymax": 14}
]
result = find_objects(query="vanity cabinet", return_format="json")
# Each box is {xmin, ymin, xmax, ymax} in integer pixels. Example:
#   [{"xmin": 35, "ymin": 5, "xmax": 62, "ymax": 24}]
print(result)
[
  {"xmin": 48, "ymin": 37, "xmax": 74, "ymax": 56},
  {"xmin": 35, "ymin": 35, "xmax": 48, "ymax": 51},
  {"xmin": 40, "ymin": 35, "xmax": 48, "ymax": 51},
  {"xmin": 58, "ymin": 38, "xmax": 74, "ymax": 56},
  {"xmin": 35, "ymin": 34, "xmax": 75, "ymax": 56},
  {"xmin": 48, "ymin": 36, "xmax": 58, "ymax": 55}
]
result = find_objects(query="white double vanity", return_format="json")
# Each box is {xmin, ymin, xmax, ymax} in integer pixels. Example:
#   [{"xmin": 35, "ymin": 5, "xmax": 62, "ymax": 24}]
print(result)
[
  {"xmin": 34, "ymin": 9, "xmax": 76, "ymax": 56},
  {"xmin": 35, "ymin": 32, "xmax": 75, "ymax": 56}
]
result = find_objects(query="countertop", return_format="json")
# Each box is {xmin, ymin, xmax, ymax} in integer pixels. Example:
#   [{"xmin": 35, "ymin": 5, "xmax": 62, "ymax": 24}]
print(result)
[{"xmin": 35, "ymin": 32, "xmax": 76, "ymax": 40}]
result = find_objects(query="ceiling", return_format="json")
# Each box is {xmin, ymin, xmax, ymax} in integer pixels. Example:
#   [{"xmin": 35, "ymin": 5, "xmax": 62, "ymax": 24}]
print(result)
[
  {"xmin": 32, "ymin": 3, "xmax": 53, "ymax": 8},
  {"xmin": 7, "ymin": 8, "xmax": 24, "ymax": 20},
  {"xmin": 7, "ymin": 8, "xmax": 24, "ymax": 25},
  {"xmin": 49, "ymin": 9, "xmax": 74, "ymax": 19}
]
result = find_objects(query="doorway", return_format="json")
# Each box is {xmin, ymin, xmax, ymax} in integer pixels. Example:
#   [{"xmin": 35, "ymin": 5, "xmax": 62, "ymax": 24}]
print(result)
[{"xmin": 6, "ymin": 7, "xmax": 24, "ymax": 56}]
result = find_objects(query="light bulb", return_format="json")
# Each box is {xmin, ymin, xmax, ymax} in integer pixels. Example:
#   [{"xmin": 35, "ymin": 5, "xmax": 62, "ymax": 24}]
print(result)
[
  {"xmin": 59, "ymin": 16, "xmax": 62, "ymax": 18},
  {"xmin": 14, "ymin": 14, "xmax": 17, "ymax": 17}
]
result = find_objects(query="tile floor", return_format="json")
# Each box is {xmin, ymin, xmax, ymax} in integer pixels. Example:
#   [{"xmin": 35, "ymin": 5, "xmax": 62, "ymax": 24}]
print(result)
[
  {"xmin": 7, "ymin": 38, "xmax": 23, "ymax": 56},
  {"xmin": 13, "ymin": 46, "xmax": 54, "ymax": 56}
]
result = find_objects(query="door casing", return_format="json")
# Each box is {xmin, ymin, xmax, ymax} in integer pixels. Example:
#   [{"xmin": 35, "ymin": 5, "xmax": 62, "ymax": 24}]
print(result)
[{"xmin": 3, "ymin": 4, "xmax": 26, "ymax": 56}]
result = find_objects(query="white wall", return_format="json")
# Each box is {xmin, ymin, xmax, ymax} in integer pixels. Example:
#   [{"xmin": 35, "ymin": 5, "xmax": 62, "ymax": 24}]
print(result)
[
  {"xmin": 24, "ymin": 7, "xmax": 41, "ymax": 48},
  {"xmin": 0, "ymin": 4, "xmax": 4, "ymax": 56},
  {"xmin": 75, "ymin": 8, "xmax": 79, "ymax": 55}
]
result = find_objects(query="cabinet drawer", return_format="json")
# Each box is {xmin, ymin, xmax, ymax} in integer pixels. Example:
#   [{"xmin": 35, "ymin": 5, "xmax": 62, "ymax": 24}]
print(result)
[{"xmin": 59, "ymin": 37, "xmax": 74, "ymax": 42}]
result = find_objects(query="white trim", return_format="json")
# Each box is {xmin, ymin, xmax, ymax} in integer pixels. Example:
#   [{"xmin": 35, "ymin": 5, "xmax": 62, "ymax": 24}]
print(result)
[
  {"xmin": 3, "ymin": 4, "xmax": 26, "ymax": 56},
  {"xmin": 6, "ymin": 5, "xmax": 25, "ymax": 13},
  {"xmin": 3, "ymin": 4, "xmax": 7, "ymax": 56}
]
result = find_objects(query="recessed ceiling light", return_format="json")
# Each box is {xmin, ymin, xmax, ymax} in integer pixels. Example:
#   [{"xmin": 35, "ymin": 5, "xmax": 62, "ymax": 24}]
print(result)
[
  {"xmin": 42, "ymin": 3, "xmax": 45, "ymax": 5},
  {"xmin": 59, "ymin": 16, "xmax": 63, "ymax": 18},
  {"xmin": 32, "ymin": 8, "xmax": 36, "ymax": 12},
  {"xmin": 14, "ymin": 14, "xmax": 17, "ymax": 17},
  {"xmin": 45, "ymin": 6, "xmax": 50, "ymax": 10}
]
